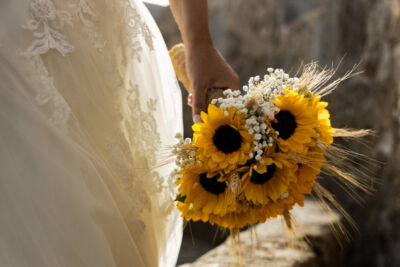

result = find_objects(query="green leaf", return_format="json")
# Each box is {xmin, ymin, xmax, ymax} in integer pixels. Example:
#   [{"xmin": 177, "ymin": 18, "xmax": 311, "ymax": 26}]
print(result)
[
  {"xmin": 175, "ymin": 193, "xmax": 186, "ymax": 203},
  {"xmin": 298, "ymin": 86, "xmax": 312, "ymax": 97}
]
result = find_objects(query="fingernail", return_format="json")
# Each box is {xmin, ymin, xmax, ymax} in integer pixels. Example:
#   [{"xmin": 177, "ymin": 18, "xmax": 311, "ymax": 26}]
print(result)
[{"xmin": 194, "ymin": 114, "xmax": 202, "ymax": 123}]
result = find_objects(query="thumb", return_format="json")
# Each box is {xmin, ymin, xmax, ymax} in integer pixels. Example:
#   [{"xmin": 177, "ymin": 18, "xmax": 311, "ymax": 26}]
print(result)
[{"xmin": 192, "ymin": 86, "xmax": 207, "ymax": 123}]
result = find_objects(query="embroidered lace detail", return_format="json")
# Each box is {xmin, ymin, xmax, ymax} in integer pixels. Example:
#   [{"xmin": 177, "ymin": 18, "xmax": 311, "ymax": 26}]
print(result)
[
  {"xmin": 69, "ymin": 1, "xmax": 109, "ymax": 64},
  {"xmin": 30, "ymin": 55, "xmax": 72, "ymax": 129},
  {"xmin": 126, "ymin": 83, "xmax": 163, "ymax": 190},
  {"xmin": 22, "ymin": 0, "xmax": 157, "ymax": 128},
  {"xmin": 70, "ymin": 0, "xmax": 123, "ymax": 88},
  {"xmin": 127, "ymin": 84, "xmax": 160, "ymax": 162},
  {"xmin": 121, "ymin": 0, "xmax": 154, "ymax": 61},
  {"xmin": 23, "ymin": 0, "xmax": 74, "ymax": 57},
  {"xmin": 103, "ymin": 81, "xmax": 167, "ymax": 217},
  {"xmin": 105, "ymin": 128, "xmax": 152, "ymax": 215},
  {"xmin": 21, "ymin": 0, "xmax": 172, "ymax": 217},
  {"xmin": 126, "ymin": 83, "xmax": 179, "ymax": 217},
  {"xmin": 22, "ymin": 0, "xmax": 74, "ymax": 129}
]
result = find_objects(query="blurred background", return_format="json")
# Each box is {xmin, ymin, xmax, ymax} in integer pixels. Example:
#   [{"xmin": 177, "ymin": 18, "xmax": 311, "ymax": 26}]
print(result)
[{"xmin": 147, "ymin": 1, "xmax": 400, "ymax": 266}]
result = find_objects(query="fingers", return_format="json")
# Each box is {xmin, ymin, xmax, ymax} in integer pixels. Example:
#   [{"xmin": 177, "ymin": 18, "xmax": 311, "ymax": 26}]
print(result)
[
  {"xmin": 187, "ymin": 94, "xmax": 193, "ymax": 107},
  {"xmin": 230, "ymin": 72, "xmax": 240, "ymax": 91},
  {"xmin": 218, "ymin": 66, "xmax": 240, "ymax": 91},
  {"xmin": 191, "ymin": 72, "xmax": 240, "ymax": 124},
  {"xmin": 192, "ymin": 86, "xmax": 207, "ymax": 123},
  {"xmin": 211, "ymin": 70, "xmax": 240, "ymax": 91},
  {"xmin": 193, "ymin": 114, "xmax": 202, "ymax": 123}
]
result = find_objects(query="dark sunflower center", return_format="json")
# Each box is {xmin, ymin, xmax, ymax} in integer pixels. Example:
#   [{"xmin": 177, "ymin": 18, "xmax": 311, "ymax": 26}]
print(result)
[
  {"xmin": 199, "ymin": 173, "xmax": 227, "ymax": 194},
  {"xmin": 250, "ymin": 164, "xmax": 277, "ymax": 184},
  {"xmin": 212, "ymin": 125, "xmax": 242, "ymax": 154},
  {"xmin": 271, "ymin": 110, "xmax": 297, "ymax": 140}
]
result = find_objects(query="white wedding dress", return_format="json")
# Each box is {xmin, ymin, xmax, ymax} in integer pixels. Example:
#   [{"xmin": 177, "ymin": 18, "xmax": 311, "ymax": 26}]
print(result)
[{"xmin": 0, "ymin": 0, "xmax": 183, "ymax": 266}]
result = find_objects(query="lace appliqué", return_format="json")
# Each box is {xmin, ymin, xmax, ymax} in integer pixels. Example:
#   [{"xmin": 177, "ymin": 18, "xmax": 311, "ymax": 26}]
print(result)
[
  {"xmin": 31, "ymin": 56, "xmax": 72, "ymax": 128},
  {"xmin": 105, "ymin": 129, "xmax": 152, "ymax": 215},
  {"xmin": 70, "ymin": 0, "xmax": 123, "ymax": 88},
  {"xmin": 103, "ymin": 80, "xmax": 171, "ymax": 219},
  {"xmin": 69, "ymin": 1, "xmax": 108, "ymax": 63},
  {"xmin": 22, "ymin": 0, "xmax": 157, "ymax": 128},
  {"xmin": 126, "ymin": 83, "xmax": 163, "ymax": 190},
  {"xmin": 122, "ymin": 0, "xmax": 154, "ymax": 61},
  {"xmin": 126, "ymin": 83, "xmax": 179, "ymax": 217},
  {"xmin": 21, "ymin": 0, "xmax": 174, "ymax": 219},
  {"xmin": 23, "ymin": 0, "xmax": 74, "ymax": 129},
  {"xmin": 23, "ymin": 0, "xmax": 74, "ymax": 57}
]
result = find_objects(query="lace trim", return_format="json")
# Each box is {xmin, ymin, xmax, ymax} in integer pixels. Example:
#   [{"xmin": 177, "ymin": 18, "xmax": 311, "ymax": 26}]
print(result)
[
  {"xmin": 125, "ymin": 82, "xmax": 179, "ymax": 217},
  {"xmin": 103, "ymin": 81, "xmax": 167, "ymax": 216}
]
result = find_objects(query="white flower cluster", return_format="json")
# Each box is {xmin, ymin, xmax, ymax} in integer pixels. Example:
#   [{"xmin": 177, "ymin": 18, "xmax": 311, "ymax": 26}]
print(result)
[
  {"xmin": 253, "ymin": 68, "xmax": 299, "ymax": 97},
  {"xmin": 245, "ymin": 115, "xmax": 274, "ymax": 163},
  {"xmin": 212, "ymin": 68, "xmax": 299, "ymax": 164},
  {"xmin": 171, "ymin": 133, "xmax": 199, "ymax": 179},
  {"xmin": 211, "ymin": 89, "xmax": 245, "ymax": 114}
]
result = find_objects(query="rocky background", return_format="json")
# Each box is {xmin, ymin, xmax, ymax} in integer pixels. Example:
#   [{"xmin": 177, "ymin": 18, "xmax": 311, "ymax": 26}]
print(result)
[{"xmin": 148, "ymin": 0, "xmax": 400, "ymax": 266}]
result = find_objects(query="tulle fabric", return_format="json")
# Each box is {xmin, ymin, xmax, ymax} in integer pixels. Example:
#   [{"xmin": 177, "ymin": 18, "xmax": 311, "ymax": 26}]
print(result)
[{"xmin": 0, "ymin": 0, "xmax": 182, "ymax": 266}]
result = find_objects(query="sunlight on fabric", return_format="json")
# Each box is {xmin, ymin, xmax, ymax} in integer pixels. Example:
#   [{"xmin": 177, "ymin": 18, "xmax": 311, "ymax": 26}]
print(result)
[{"xmin": 142, "ymin": 0, "xmax": 169, "ymax": 7}]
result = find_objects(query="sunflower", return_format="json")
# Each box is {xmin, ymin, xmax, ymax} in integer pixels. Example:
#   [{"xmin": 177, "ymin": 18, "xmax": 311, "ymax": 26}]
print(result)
[
  {"xmin": 208, "ymin": 202, "xmax": 250, "ymax": 229},
  {"xmin": 309, "ymin": 95, "xmax": 334, "ymax": 145},
  {"xmin": 289, "ymin": 149, "xmax": 325, "ymax": 206},
  {"xmin": 175, "ymin": 166, "xmax": 235, "ymax": 216},
  {"xmin": 240, "ymin": 152, "xmax": 297, "ymax": 204},
  {"xmin": 176, "ymin": 202, "xmax": 210, "ymax": 223},
  {"xmin": 249, "ymin": 199, "xmax": 295, "ymax": 224},
  {"xmin": 271, "ymin": 89, "xmax": 319, "ymax": 153},
  {"xmin": 192, "ymin": 105, "xmax": 253, "ymax": 173}
]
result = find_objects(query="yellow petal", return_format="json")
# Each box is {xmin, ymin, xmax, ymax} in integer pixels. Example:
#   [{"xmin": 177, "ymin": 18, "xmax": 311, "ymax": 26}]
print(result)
[
  {"xmin": 192, "ymin": 191, "xmax": 208, "ymax": 210},
  {"xmin": 201, "ymin": 110, "xmax": 208, "ymax": 123},
  {"xmin": 192, "ymin": 123, "xmax": 203, "ymax": 132},
  {"xmin": 202, "ymin": 194, "xmax": 217, "ymax": 214},
  {"xmin": 228, "ymin": 152, "xmax": 239, "ymax": 164},
  {"xmin": 212, "ymin": 151, "xmax": 225, "ymax": 163}
]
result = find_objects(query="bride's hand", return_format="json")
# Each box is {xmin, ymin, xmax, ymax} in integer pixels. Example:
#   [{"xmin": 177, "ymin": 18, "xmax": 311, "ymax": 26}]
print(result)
[
  {"xmin": 186, "ymin": 43, "xmax": 240, "ymax": 123},
  {"xmin": 169, "ymin": 0, "xmax": 239, "ymax": 122}
]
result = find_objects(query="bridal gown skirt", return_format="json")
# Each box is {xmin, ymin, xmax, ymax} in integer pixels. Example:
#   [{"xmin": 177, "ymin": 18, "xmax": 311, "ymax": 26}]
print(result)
[{"xmin": 0, "ymin": 0, "xmax": 183, "ymax": 266}]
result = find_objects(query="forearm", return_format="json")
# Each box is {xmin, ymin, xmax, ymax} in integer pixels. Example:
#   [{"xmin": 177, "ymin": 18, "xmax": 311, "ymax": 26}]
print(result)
[
  {"xmin": 169, "ymin": 0, "xmax": 213, "ymax": 49},
  {"xmin": 169, "ymin": 0, "xmax": 239, "ymax": 122}
]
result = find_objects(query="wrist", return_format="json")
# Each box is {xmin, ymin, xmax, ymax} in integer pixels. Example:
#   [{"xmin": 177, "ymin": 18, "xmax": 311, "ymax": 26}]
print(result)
[{"xmin": 184, "ymin": 34, "xmax": 214, "ymax": 55}]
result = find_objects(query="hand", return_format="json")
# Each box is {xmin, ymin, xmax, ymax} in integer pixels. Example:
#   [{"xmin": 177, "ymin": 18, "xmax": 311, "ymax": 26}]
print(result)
[{"xmin": 185, "ymin": 43, "xmax": 240, "ymax": 123}]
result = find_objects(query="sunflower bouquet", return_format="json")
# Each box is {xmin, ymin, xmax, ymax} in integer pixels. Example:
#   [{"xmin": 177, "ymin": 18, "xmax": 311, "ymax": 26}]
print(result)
[{"xmin": 169, "ymin": 44, "xmax": 372, "ymax": 235}]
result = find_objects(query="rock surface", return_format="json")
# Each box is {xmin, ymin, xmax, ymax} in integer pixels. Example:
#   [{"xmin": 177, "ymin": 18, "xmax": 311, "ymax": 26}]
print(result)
[{"xmin": 178, "ymin": 201, "xmax": 343, "ymax": 267}]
